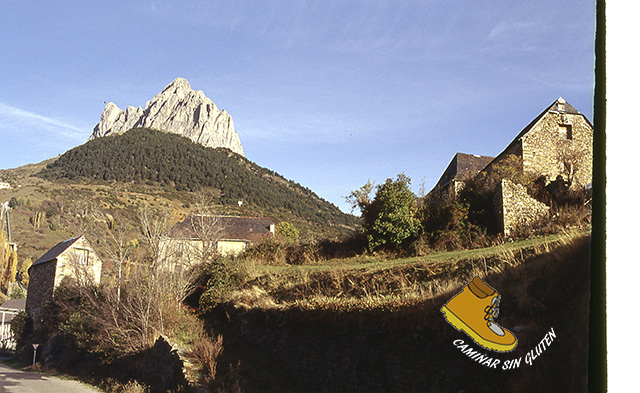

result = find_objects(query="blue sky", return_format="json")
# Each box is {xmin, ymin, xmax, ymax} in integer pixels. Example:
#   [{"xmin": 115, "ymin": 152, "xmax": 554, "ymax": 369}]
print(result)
[{"xmin": 0, "ymin": 1, "xmax": 596, "ymax": 212}]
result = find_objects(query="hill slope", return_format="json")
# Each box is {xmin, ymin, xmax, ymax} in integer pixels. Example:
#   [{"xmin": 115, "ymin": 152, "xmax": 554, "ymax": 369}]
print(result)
[{"xmin": 38, "ymin": 128, "xmax": 357, "ymax": 230}]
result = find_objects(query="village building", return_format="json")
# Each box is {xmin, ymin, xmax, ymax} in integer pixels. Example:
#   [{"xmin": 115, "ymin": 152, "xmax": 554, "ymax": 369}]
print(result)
[
  {"xmin": 161, "ymin": 215, "xmax": 275, "ymax": 268},
  {"xmin": 428, "ymin": 97, "xmax": 593, "ymax": 236},
  {"xmin": 0, "ymin": 298, "xmax": 25, "ymax": 349},
  {"xmin": 25, "ymin": 235, "xmax": 102, "ymax": 325},
  {"xmin": 482, "ymin": 97, "xmax": 593, "ymax": 188},
  {"xmin": 429, "ymin": 152, "xmax": 494, "ymax": 201}
]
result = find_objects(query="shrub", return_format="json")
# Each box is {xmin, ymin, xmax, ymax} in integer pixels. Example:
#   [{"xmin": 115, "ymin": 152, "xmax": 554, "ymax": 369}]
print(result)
[
  {"xmin": 420, "ymin": 198, "xmax": 491, "ymax": 251},
  {"xmin": 276, "ymin": 221, "xmax": 300, "ymax": 243},
  {"xmin": 10, "ymin": 311, "xmax": 33, "ymax": 350},
  {"xmin": 357, "ymin": 174, "xmax": 422, "ymax": 252},
  {"xmin": 192, "ymin": 257, "xmax": 241, "ymax": 313},
  {"xmin": 190, "ymin": 332, "xmax": 224, "ymax": 385},
  {"xmin": 285, "ymin": 243, "xmax": 321, "ymax": 265},
  {"xmin": 243, "ymin": 239, "xmax": 287, "ymax": 265}
]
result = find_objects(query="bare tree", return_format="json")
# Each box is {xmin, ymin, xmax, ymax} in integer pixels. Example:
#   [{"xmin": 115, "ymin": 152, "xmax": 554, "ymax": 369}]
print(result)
[
  {"xmin": 137, "ymin": 204, "xmax": 207, "ymax": 304},
  {"xmin": 104, "ymin": 219, "xmax": 131, "ymax": 302},
  {"xmin": 556, "ymin": 141, "xmax": 587, "ymax": 188},
  {"xmin": 67, "ymin": 250, "xmax": 99, "ymax": 288},
  {"xmin": 187, "ymin": 190, "xmax": 226, "ymax": 265},
  {"xmin": 138, "ymin": 205, "xmax": 171, "ymax": 267}
]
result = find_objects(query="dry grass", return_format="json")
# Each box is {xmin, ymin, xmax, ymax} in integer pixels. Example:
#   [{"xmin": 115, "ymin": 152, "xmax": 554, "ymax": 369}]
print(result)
[
  {"xmin": 227, "ymin": 228, "xmax": 590, "ymax": 313},
  {"xmin": 189, "ymin": 332, "xmax": 224, "ymax": 385}
]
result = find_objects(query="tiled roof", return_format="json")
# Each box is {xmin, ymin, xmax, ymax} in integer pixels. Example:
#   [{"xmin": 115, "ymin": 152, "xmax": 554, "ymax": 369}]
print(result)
[
  {"xmin": 1, "ymin": 298, "xmax": 25, "ymax": 311},
  {"xmin": 169, "ymin": 215, "xmax": 274, "ymax": 242},
  {"xmin": 433, "ymin": 152, "xmax": 494, "ymax": 190},
  {"xmin": 32, "ymin": 235, "xmax": 83, "ymax": 267}
]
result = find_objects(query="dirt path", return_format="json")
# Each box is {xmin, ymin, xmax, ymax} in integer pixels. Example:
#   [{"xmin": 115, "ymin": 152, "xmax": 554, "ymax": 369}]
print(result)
[{"xmin": 0, "ymin": 363, "xmax": 101, "ymax": 393}]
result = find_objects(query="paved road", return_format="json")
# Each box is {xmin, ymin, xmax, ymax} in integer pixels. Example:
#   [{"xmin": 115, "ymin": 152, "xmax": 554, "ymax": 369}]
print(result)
[{"xmin": 0, "ymin": 363, "xmax": 101, "ymax": 393}]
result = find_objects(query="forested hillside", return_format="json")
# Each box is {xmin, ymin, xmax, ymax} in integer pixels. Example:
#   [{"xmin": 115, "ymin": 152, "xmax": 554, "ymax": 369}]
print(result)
[{"xmin": 39, "ymin": 128, "xmax": 357, "ymax": 228}]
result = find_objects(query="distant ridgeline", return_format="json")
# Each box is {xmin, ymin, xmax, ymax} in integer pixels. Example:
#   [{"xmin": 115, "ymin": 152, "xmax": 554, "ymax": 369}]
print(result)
[{"xmin": 39, "ymin": 128, "xmax": 355, "ymax": 227}]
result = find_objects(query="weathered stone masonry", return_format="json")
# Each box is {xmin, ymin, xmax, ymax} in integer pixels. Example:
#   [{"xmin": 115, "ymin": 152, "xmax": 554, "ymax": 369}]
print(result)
[
  {"xmin": 484, "ymin": 98, "xmax": 593, "ymax": 188},
  {"xmin": 429, "ymin": 98, "xmax": 593, "ymax": 237},
  {"xmin": 24, "ymin": 259, "xmax": 56, "ymax": 325},
  {"xmin": 495, "ymin": 179, "xmax": 550, "ymax": 237},
  {"xmin": 26, "ymin": 235, "xmax": 102, "ymax": 326}
]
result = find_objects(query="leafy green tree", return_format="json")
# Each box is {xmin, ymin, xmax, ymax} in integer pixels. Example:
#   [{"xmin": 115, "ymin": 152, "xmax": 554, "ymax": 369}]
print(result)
[
  {"xmin": 351, "ymin": 174, "xmax": 421, "ymax": 251},
  {"xmin": 276, "ymin": 221, "xmax": 300, "ymax": 243}
]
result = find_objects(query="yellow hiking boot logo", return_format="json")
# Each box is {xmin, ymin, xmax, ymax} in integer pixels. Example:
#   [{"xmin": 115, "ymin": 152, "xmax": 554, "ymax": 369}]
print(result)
[{"xmin": 442, "ymin": 276, "xmax": 517, "ymax": 353}]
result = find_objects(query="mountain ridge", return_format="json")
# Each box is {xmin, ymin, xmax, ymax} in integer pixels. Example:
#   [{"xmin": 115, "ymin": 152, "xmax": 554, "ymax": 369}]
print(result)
[
  {"xmin": 39, "ymin": 127, "xmax": 357, "ymax": 232},
  {"xmin": 90, "ymin": 78, "xmax": 244, "ymax": 156}
]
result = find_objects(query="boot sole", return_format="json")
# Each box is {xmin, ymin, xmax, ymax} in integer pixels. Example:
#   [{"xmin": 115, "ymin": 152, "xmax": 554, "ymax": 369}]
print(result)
[{"xmin": 442, "ymin": 305, "xmax": 517, "ymax": 353}]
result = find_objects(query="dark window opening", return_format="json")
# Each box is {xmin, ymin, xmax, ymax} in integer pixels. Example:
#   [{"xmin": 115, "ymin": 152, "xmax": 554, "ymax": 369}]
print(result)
[{"xmin": 559, "ymin": 124, "xmax": 573, "ymax": 140}]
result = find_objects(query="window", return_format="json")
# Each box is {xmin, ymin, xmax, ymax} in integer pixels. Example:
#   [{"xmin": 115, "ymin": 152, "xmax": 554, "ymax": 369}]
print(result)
[
  {"xmin": 559, "ymin": 124, "xmax": 573, "ymax": 140},
  {"xmin": 175, "ymin": 242, "xmax": 184, "ymax": 257},
  {"xmin": 75, "ymin": 248, "xmax": 90, "ymax": 265}
]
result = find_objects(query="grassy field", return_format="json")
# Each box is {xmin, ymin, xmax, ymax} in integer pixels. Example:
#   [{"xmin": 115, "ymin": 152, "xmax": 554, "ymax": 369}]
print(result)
[
  {"xmin": 225, "ymin": 228, "xmax": 590, "ymax": 313},
  {"xmin": 206, "ymin": 228, "xmax": 592, "ymax": 392}
]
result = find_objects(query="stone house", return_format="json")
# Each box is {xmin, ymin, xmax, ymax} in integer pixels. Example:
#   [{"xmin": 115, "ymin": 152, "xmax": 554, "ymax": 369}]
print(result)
[
  {"xmin": 482, "ymin": 97, "xmax": 593, "ymax": 188},
  {"xmin": 25, "ymin": 235, "xmax": 102, "ymax": 325},
  {"xmin": 429, "ymin": 152, "xmax": 494, "ymax": 201},
  {"xmin": 428, "ymin": 97, "xmax": 593, "ymax": 236},
  {"xmin": 161, "ymin": 215, "xmax": 275, "ymax": 268}
]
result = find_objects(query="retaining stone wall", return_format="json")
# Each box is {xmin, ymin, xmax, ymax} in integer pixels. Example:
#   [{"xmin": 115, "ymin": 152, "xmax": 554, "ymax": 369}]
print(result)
[{"xmin": 496, "ymin": 179, "xmax": 550, "ymax": 237}]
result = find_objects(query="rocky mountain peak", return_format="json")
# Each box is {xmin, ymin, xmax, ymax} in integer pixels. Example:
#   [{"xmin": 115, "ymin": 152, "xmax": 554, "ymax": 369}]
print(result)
[{"xmin": 90, "ymin": 78, "xmax": 244, "ymax": 156}]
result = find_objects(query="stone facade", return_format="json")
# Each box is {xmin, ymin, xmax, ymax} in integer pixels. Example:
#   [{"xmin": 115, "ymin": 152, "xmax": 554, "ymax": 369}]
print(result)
[
  {"xmin": 495, "ymin": 179, "xmax": 550, "ymax": 237},
  {"xmin": 428, "ymin": 98, "xmax": 592, "ymax": 237},
  {"xmin": 484, "ymin": 98, "xmax": 593, "ymax": 188},
  {"xmin": 26, "ymin": 235, "xmax": 102, "ymax": 325}
]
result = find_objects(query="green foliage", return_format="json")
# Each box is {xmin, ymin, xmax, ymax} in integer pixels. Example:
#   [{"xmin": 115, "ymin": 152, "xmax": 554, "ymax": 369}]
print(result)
[
  {"xmin": 38, "ymin": 128, "xmax": 357, "ymax": 229},
  {"xmin": 242, "ymin": 239, "xmax": 288, "ymax": 265},
  {"xmin": 193, "ymin": 257, "xmax": 240, "ymax": 313},
  {"xmin": 357, "ymin": 174, "xmax": 422, "ymax": 251},
  {"xmin": 420, "ymin": 198, "xmax": 489, "ymax": 250},
  {"xmin": 344, "ymin": 179, "xmax": 375, "ymax": 213},
  {"xmin": 276, "ymin": 221, "xmax": 299, "ymax": 243},
  {"xmin": 10, "ymin": 311, "xmax": 32, "ymax": 350}
]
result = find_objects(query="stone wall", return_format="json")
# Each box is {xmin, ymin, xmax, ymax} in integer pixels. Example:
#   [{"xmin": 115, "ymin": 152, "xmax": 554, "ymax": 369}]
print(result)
[
  {"xmin": 26, "ymin": 236, "xmax": 102, "ymax": 327},
  {"xmin": 521, "ymin": 112, "xmax": 593, "ymax": 187},
  {"xmin": 25, "ymin": 260, "xmax": 57, "ymax": 325},
  {"xmin": 54, "ymin": 237, "xmax": 102, "ymax": 287},
  {"xmin": 496, "ymin": 179, "xmax": 550, "ymax": 237}
]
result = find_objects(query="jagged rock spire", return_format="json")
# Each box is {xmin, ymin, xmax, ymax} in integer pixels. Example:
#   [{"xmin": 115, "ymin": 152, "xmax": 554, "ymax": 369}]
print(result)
[{"xmin": 91, "ymin": 78, "xmax": 244, "ymax": 156}]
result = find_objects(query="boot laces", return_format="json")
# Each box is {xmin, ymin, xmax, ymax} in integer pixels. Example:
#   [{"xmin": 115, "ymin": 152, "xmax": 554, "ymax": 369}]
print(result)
[
  {"xmin": 484, "ymin": 295, "xmax": 500, "ymax": 324},
  {"xmin": 484, "ymin": 296, "xmax": 505, "ymax": 336}
]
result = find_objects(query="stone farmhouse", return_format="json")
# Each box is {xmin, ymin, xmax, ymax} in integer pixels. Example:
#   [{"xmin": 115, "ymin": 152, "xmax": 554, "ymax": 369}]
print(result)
[
  {"xmin": 482, "ymin": 97, "xmax": 593, "ymax": 188},
  {"xmin": 26, "ymin": 235, "xmax": 102, "ymax": 325},
  {"xmin": 161, "ymin": 215, "xmax": 274, "ymax": 268},
  {"xmin": 430, "ymin": 153, "xmax": 494, "ymax": 202},
  {"xmin": 428, "ymin": 97, "xmax": 593, "ymax": 236}
]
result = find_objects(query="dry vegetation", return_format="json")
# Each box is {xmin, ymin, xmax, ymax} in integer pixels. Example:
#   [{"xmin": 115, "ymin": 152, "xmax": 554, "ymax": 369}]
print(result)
[
  {"xmin": 222, "ymin": 229, "xmax": 586, "ymax": 313},
  {"xmin": 201, "ymin": 229, "xmax": 592, "ymax": 392}
]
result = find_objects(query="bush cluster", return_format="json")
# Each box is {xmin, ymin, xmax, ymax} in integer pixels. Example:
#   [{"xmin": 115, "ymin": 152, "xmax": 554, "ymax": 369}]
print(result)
[{"xmin": 347, "ymin": 158, "xmax": 591, "ymax": 255}]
